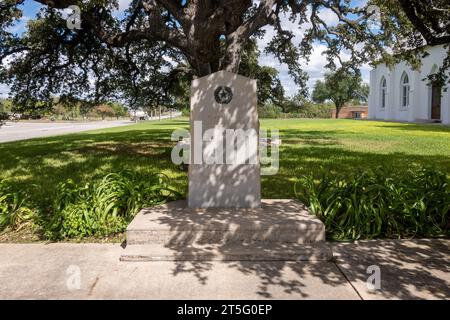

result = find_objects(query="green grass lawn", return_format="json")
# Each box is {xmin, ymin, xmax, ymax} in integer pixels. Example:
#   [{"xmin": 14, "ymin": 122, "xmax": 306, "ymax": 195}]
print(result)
[{"xmin": 1, "ymin": 118, "xmax": 449, "ymax": 213}]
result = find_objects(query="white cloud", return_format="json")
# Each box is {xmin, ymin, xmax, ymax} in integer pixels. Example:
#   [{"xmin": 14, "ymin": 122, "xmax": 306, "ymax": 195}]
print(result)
[
  {"xmin": 256, "ymin": 9, "xmax": 371, "ymax": 96},
  {"xmin": 5, "ymin": 16, "xmax": 31, "ymax": 34},
  {"xmin": 118, "ymin": 0, "xmax": 132, "ymax": 12},
  {"xmin": 111, "ymin": 0, "xmax": 132, "ymax": 17},
  {"xmin": 0, "ymin": 84, "xmax": 10, "ymax": 98},
  {"xmin": 318, "ymin": 8, "xmax": 339, "ymax": 26}
]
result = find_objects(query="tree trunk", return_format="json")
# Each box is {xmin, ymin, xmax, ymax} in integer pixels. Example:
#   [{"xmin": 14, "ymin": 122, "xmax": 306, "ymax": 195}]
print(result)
[
  {"xmin": 196, "ymin": 62, "xmax": 212, "ymax": 77},
  {"xmin": 159, "ymin": 105, "xmax": 161, "ymax": 121},
  {"xmin": 335, "ymin": 105, "xmax": 343, "ymax": 119},
  {"xmin": 223, "ymin": 38, "xmax": 243, "ymax": 74}
]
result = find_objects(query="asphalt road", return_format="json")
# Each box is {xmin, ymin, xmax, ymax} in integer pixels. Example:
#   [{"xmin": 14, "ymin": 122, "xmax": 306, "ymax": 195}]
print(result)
[
  {"xmin": 0, "ymin": 113, "xmax": 181, "ymax": 143},
  {"xmin": 0, "ymin": 120, "xmax": 134, "ymax": 143}
]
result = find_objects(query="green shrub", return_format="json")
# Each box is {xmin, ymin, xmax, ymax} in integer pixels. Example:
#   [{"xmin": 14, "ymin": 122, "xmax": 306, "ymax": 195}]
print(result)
[
  {"xmin": 0, "ymin": 180, "xmax": 35, "ymax": 232},
  {"xmin": 181, "ymin": 108, "xmax": 190, "ymax": 117},
  {"xmin": 0, "ymin": 111, "xmax": 8, "ymax": 127},
  {"xmin": 293, "ymin": 103, "xmax": 333, "ymax": 118},
  {"xmin": 44, "ymin": 172, "xmax": 181, "ymax": 239},
  {"xmin": 258, "ymin": 103, "xmax": 333, "ymax": 119},
  {"xmin": 258, "ymin": 104, "xmax": 283, "ymax": 118},
  {"xmin": 295, "ymin": 165, "xmax": 450, "ymax": 241}
]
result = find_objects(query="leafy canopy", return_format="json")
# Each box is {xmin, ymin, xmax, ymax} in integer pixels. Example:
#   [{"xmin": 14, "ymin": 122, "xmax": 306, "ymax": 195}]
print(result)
[
  {"xmin": 312, "ymin": 68, "xmax": 364, "ymax": 118},
  {"xmin": 0, "ymin": 0, "xmax": 449, "ymax": 113}
]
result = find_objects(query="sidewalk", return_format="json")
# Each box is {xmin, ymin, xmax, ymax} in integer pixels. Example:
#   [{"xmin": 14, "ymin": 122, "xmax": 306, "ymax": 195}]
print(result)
[{"xmin": 0, "ymin": 239, "xmax": 448, "ymax": 299}]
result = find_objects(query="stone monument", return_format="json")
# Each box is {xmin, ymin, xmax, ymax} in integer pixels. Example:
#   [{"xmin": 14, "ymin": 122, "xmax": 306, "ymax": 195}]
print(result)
[
  {"xmin": 188, "ymin": 70, "xmax": 261, "ymax": 208},
  {"xmin": 122, "ymin": 71, "xmax": 329, "ymax": 262}
]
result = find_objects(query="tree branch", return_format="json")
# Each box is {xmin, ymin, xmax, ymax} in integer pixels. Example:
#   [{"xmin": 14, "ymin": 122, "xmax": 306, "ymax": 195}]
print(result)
[
  {"xmin": 398, "ymin": 0, "xmax": 450, "ymax": 46},
  {"xmin": 223, "ymin": 0, "xmax": 277, "ymax": 72}
]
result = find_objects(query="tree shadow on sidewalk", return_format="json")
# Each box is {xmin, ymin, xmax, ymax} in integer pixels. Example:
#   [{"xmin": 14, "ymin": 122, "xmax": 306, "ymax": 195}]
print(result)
[
  {"xmin": 144, "ymin": 200, "xmax": 352, "ymax": 298},
  {"xmin": 332, "ymin": 239, "xmax": 450, "ymax": 299},
  {"xmin": 144, "ymin": 201, "xmax": 450, "ymax": 299}
]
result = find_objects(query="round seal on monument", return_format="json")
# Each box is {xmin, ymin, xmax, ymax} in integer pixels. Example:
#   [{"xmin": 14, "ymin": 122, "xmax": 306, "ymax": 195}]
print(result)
[{"xmin": 214, "ymin": 86, "xmax": 233, "ymax": 104}]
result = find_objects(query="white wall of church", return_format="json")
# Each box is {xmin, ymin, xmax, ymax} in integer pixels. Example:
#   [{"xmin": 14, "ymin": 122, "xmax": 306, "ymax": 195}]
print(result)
[{"xmin": 368, "ymin": 45, "xmax": 450, "ymax": 125}]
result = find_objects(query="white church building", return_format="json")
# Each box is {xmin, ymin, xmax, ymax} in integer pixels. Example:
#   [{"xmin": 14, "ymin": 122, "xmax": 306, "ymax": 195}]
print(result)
[{"xmin": 368, "ymin": 45, "xmax": 449, "ymax": 125}]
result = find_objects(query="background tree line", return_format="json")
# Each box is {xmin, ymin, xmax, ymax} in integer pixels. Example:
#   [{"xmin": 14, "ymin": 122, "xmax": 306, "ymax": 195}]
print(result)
[
  {"xmin": 0, "ymin": 97, "xmax": 129, "ymax": 121},
  {"xmin": 1, "ymin": 0, "xmax": 447, "ymax": 119}
]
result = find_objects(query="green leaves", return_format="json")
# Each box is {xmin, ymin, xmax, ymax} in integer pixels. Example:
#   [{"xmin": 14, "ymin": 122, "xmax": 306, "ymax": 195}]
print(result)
[
  {"xmin": 0, "ymin": 111, "xmax": 8, "ymax": 127},
  {"xmin": 44, "ymin": 171, "xmax": 181, "ymax": 240},
  {"xmin": 312, "ymin": 68, "xmax": 365, "ymax": 118},
  {"xmin": 295, "ymin": 165, "xmax": 450, "ymax": 241},
  {"xmin": 0, "ymin": 180, "xmax": 35, "ymax": 232}
]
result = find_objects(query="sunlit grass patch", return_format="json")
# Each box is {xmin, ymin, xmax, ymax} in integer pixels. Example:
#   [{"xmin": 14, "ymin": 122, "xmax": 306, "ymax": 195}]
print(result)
[{"xmin": 0, "ymin": 118, "xmax": 449, "ymax": 241}]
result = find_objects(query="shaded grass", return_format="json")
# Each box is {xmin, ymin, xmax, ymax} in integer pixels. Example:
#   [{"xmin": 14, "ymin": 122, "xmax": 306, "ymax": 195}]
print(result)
[
  {"xmin": 261, "ymin": 119, "xmax": 450, "ymax": 199},
  {"xmin": 0, "ymin": 121, "xmax": 186, "ymax": 213},
  {"xmin": 0, "ymin": 118, "xmax": 449, "ymax": 218}
]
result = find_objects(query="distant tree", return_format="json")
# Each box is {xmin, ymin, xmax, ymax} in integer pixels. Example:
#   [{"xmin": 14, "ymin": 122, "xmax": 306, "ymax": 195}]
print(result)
[
  {"xmin": 358, "ymin": 83, "xmax": 370, "ymax": 105},
  {"xmin": 95, "ymin": 104, "xmax": 115, "ymax": 120},
  {"xmin": 0, "ymin": 99, "xmax": 9, "ymax": 126},
  {"xmin": 312, "ymin": 69, "xmax": 364, "ymax": 119},
  {"xmin": 50, "ymin": 95, "xmax": 88, "ymax": 119},
  {"xmin": 79, "ymin": 103, "xmax": 93, "ymax": 120},
  {"xmin": 282, "ymin": 93, "xmax": 311, "ymax": 114},
  {"xmin": 0, "ymin": 99, "xmax": 13, "ymax": 113},
  {"xmin": 167, "ymin": 65, "xmax": 191, "ymax": 111},
  {"xmin": 238, "ymin": 40, "xmax": 286, "ymax": 107},
  {"xmin": 0, "ymin": 110, "xmax": 8, "ymax": 127},
  {"xmin": 0, "ymin": 100, "xmax": 5, "ymax": 114},
  {"xmin": 52, "ymin": 103, "xmax": 67, "ymax": 119},
  {"xmin": 312, "ymin": 81, "xmax": 328, "ymax": 105},
  {"xmin": 109, "ymin": 102, "xmax": 128, "ymax": 119}
]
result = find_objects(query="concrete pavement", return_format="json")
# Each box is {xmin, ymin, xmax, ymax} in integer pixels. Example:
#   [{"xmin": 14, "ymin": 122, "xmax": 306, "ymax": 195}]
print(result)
[
  {"xmin": 0, "ymin": 239, "xmax": 448, "ymax": 299},
  {"xmin": 331, "ymin": 239, "xmax": 450, "ymax": 300}
]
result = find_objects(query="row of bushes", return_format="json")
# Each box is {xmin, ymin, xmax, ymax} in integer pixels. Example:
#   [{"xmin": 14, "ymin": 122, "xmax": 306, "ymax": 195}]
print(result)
[
  {"xmin": 258, "ymin": 103, "xmax": 333, "ymax": 119},
  {"xmin": 295, "ymin": 165, "xmax": 450, "ymax": 240},
  {"xmin": 2, "ymin": 165, "xmax": 449, "ymax": 241},
  {"xmin": 181, "ymin": 103, "xmax": 333, "ymax": 119},
  {"xmin": 0, "ymin": 172, "xmax": 180, "ymax": 240}
]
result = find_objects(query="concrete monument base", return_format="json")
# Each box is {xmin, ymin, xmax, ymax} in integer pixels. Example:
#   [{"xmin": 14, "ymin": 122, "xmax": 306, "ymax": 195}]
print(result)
[{"xmin": 121, "ymin": 199, "xmax": 330, "ymax": 262}]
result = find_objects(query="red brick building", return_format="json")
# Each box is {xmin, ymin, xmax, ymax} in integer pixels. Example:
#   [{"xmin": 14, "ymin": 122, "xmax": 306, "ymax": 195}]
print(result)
[{"xmin": 331, "ymin": 106, "xmax": 368, "ymax": 119}]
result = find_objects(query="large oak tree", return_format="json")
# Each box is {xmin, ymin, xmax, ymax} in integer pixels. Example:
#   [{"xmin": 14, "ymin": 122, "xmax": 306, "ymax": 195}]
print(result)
[{"xmin": 0, "ymin": 0, "xmax": 449, "ymax": 112}]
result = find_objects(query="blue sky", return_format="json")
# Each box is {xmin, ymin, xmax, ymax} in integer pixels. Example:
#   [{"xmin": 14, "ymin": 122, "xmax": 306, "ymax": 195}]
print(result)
[{"xmin": 1, "ymin": 0, "xmax": 371, "ymax": 99}]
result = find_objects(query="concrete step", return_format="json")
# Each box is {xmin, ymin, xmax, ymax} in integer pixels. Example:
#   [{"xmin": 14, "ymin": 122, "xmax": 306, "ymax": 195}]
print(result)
[
  {"xmin": 126, "ymin": 199, "xmax": 326, "ymax": 246},
  {"xmin": 120, "ymin": 242, "xmax": 333, "ymax": 262}
]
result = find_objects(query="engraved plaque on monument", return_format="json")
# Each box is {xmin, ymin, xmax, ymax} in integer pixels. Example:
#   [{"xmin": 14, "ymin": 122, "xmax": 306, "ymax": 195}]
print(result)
[{"xmin": 188, "ymin": 70, "xmax": 261, "ymax": 208}]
